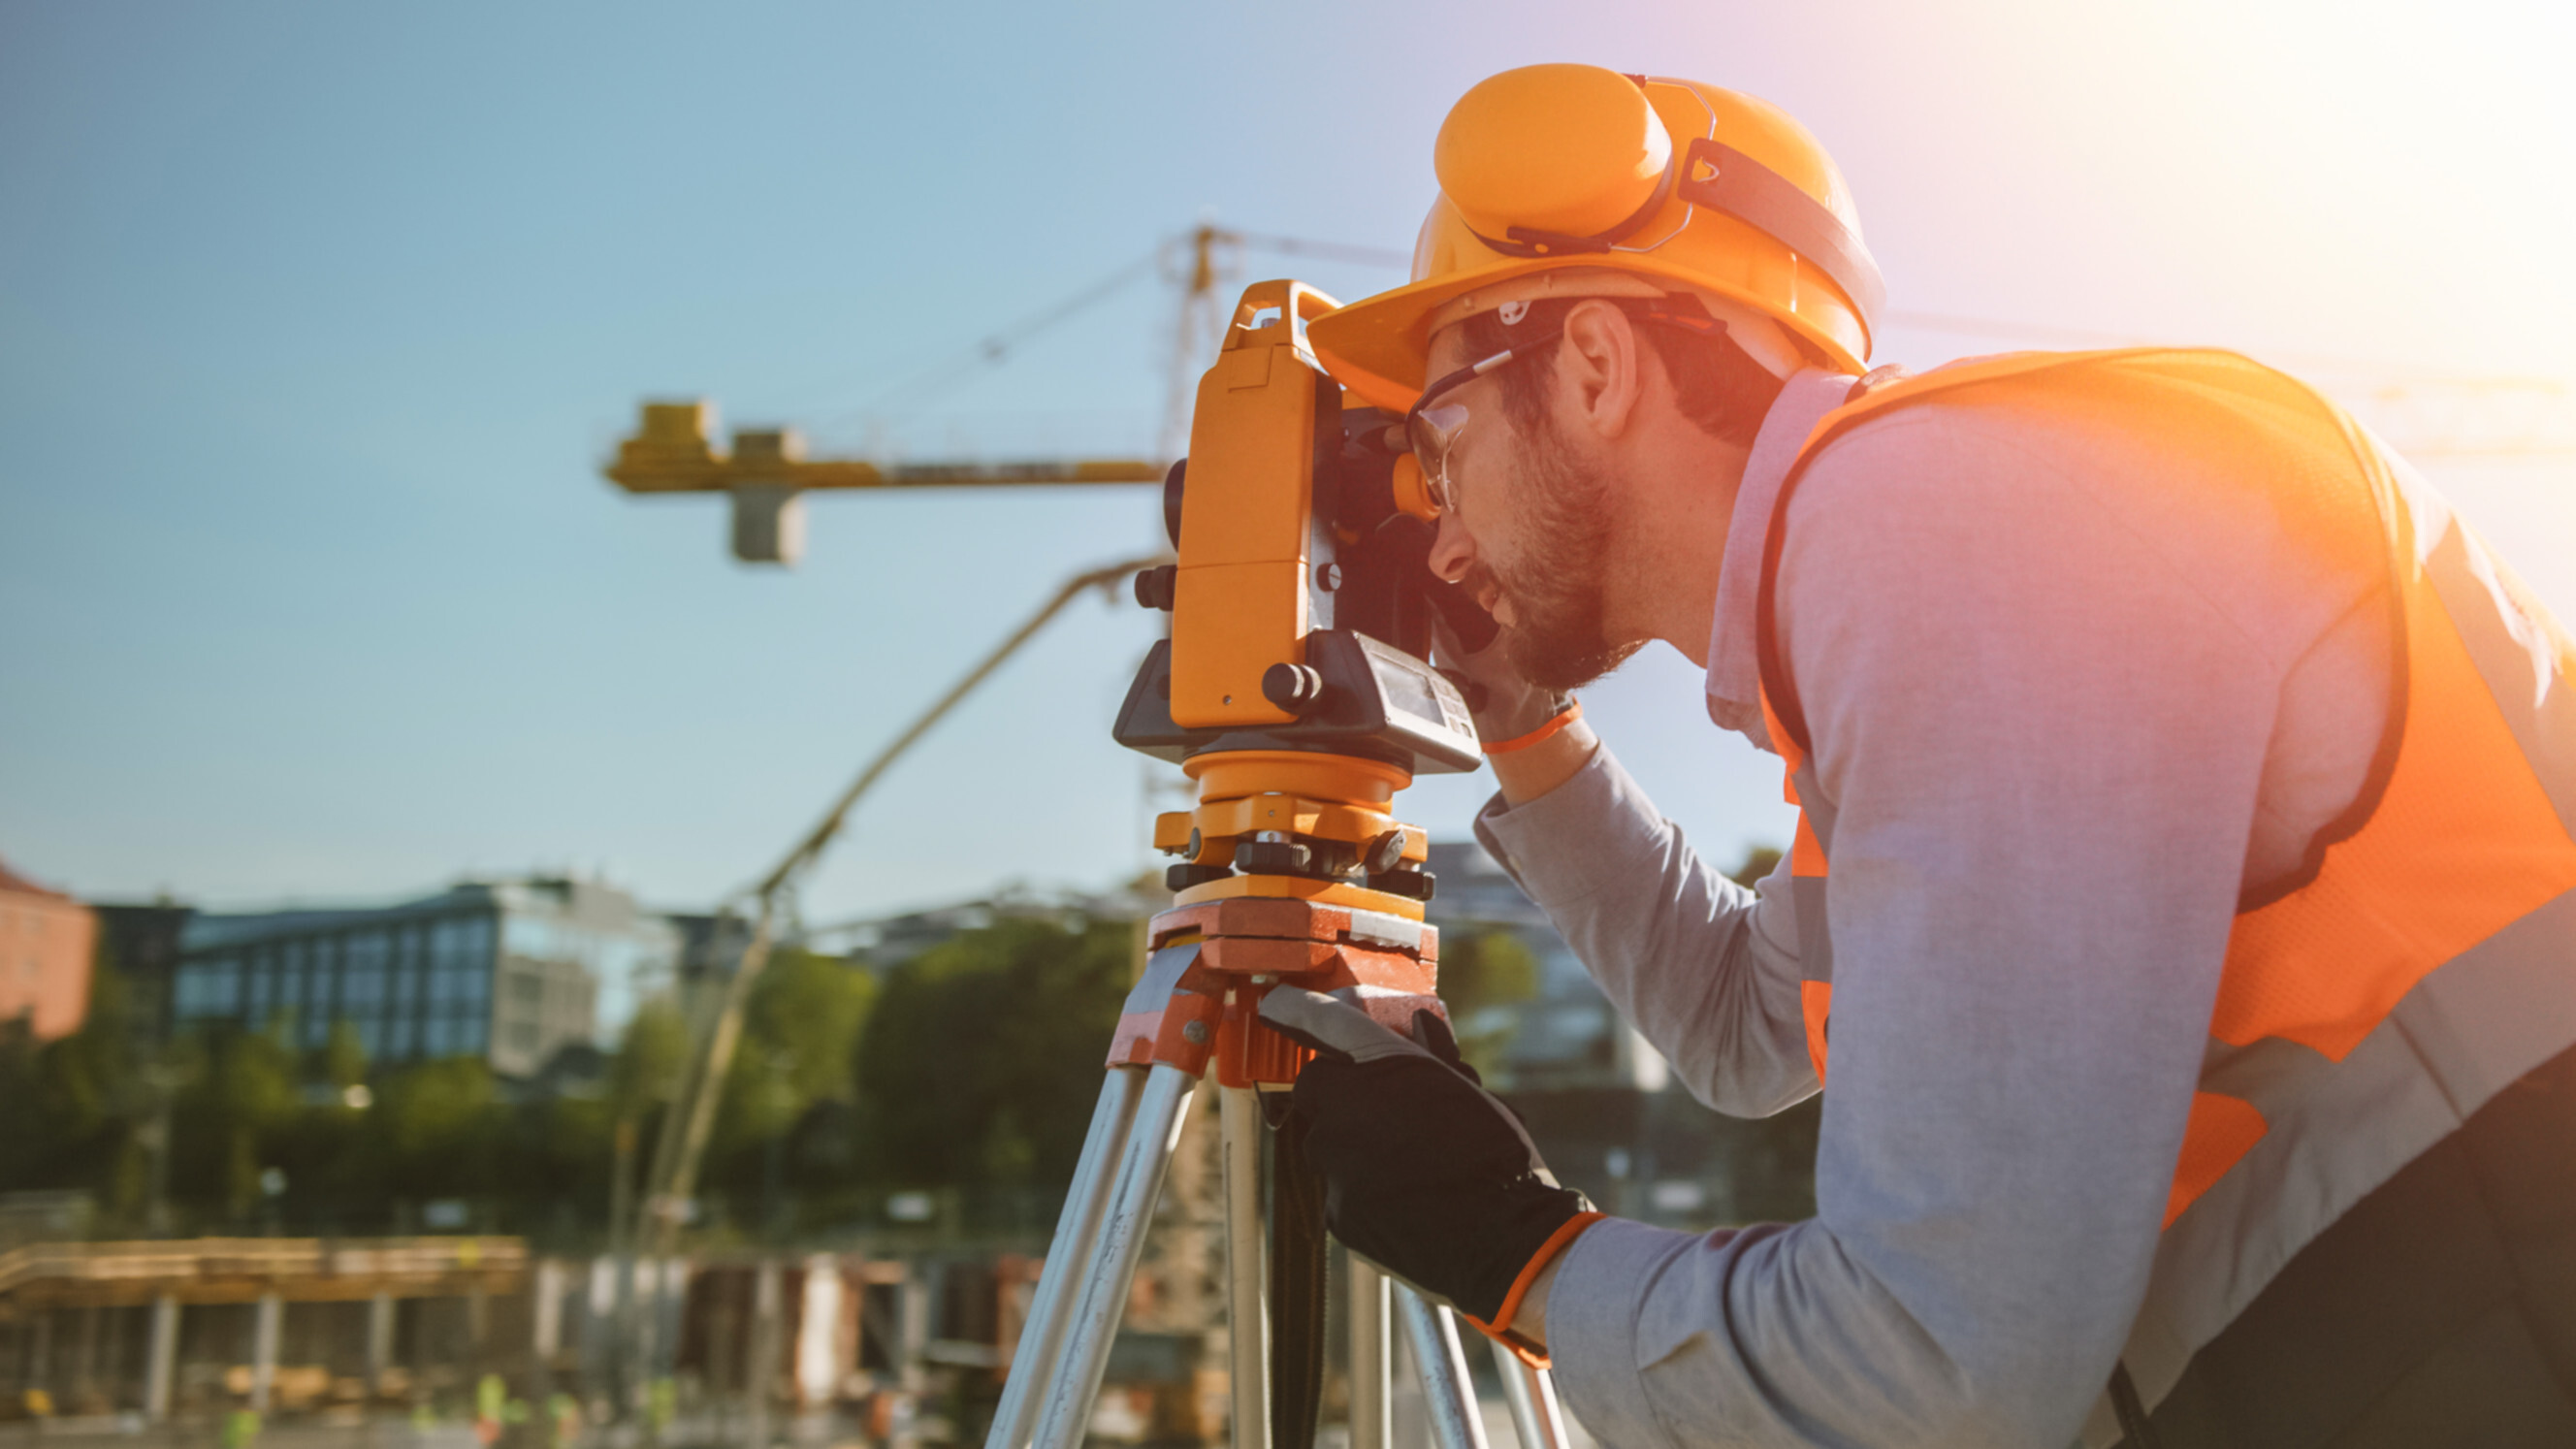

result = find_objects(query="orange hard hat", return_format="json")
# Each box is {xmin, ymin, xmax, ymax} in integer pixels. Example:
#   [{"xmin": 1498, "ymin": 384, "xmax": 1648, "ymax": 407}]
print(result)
[{"xmin": 1308, "ymin": 65, "xmax": 1883, "ymax": 411}]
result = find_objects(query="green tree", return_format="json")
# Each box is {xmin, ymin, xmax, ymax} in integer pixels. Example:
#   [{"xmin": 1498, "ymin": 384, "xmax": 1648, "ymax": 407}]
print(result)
[
  {"xmin": 1437, "ymin": 928, "xmax": 1542, "ymax": 1079},
  {"xmin": 507, "ymin": 995, "xmax": 699, "ymax": 1241},
  {"xmin": 1441, "ymin": 929, "xmax": 1540, "ymax": 1021},
  {"xmin": 0, "ymin": 954, "xmax": 137, "ymax": 1200},
  {"xmin": 1727, "ymin": 845, "xmax": 1785, "ymax": 887},
  {"xmin": 718, "ymin": 948, "xmax": 874, "ymax": 1147},
  {"xmin": 270, "ymin": 1019, "xmax": 378, "ymax": 1220},
  {"xmin": 700, "ymin": 948, "xmax": 877, "ymax": 1219},
  {"xmin": 209, "ymin": 1028, "xmax": 297, "ymax": 1215},
  {"xmin": 854, "ymin": 916, "xmax": 1128, "ymax": 1190},
  {"xmin": 610, "ymin": 997, "xmax": 691, "ymax": 1119},
  {"xmin": 322, "ymin": 1019, "xmax": 369, "ymax": 1092},
  {"xmin": 372, "ymin": 1055, "xmax": 500, "ymax": 1200}
]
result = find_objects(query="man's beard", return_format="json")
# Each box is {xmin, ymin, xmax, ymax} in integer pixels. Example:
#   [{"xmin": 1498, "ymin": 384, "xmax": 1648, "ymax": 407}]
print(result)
[{"xmin": 1467, "ymin": 411, "xmax": 1644, "ymax": 692}]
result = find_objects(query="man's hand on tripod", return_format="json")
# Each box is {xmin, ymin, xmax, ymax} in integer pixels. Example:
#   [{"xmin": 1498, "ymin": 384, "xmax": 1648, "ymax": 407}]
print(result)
[
  {"xmin": 1433, "ymin": 620, "xmax": 1599, "ymax": 806},
  {"xmin": 1259, "ymin": 986, "xmax": 1603, "ymax": 1355}
]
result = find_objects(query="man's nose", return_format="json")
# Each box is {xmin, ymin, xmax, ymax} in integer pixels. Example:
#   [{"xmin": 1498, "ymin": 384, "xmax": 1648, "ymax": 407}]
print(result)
[{"xmin": 1427, "ymin": 508, "xmax": 1476, "ymax": 584}]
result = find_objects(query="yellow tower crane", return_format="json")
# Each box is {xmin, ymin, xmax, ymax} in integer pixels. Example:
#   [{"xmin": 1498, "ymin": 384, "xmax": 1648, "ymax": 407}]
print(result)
[
  {"xmin": 601, "ymin": 402, "xmax": 1164, "ymax": 564},
  {"xmin": 602, "ymin": 225, "xmax": 1410, "ymax": 564}
]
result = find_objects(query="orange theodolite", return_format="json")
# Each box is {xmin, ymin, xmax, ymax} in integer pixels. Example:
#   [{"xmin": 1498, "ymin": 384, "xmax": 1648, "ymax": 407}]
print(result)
[{"xmin": 986, "ymin": 280, "xmax": 1571, "ymax": 1449}]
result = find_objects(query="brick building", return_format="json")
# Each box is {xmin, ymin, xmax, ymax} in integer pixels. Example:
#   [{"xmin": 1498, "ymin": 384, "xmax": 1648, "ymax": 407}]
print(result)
[{"xmin": 0, "ymin": 855, "xmax": 98, "ymax": 1040}]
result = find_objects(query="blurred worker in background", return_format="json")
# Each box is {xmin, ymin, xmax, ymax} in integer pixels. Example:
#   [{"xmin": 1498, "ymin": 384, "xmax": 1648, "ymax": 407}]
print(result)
[{"xmin": 1264, "ymin": 63, "xmax": 2576, "ymax": 1449}]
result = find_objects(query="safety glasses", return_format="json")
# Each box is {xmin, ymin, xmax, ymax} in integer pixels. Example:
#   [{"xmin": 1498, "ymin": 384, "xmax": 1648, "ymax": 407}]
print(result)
[{"xmin": 1401, "ymin": 294, "xmax": 1726, "ymax": 516}]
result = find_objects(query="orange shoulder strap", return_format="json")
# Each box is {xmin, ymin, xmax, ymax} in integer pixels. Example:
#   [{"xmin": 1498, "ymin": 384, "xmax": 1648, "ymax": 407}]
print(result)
[{"xmin": 1751, "ymin": 347, "xmax": 2385, "ymax": 758}]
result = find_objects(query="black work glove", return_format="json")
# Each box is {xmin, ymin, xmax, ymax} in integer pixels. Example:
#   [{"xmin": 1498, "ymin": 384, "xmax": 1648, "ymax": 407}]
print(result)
[{"xmin": 1258, "ymin": 987, "xmax": 1594, "ymax": 1329}]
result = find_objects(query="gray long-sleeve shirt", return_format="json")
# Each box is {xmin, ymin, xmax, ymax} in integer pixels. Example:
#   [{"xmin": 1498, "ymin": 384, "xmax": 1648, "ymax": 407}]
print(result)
[{"xmin": 1471, "ymin": 366, "xmax": 2394, "ymax": 1447}]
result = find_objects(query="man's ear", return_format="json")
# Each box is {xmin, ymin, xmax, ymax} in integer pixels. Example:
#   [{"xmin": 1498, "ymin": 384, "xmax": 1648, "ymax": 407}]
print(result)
[{"xmin": 1553, "ymin": 299, "xmax": 1645, "ymax": 442}]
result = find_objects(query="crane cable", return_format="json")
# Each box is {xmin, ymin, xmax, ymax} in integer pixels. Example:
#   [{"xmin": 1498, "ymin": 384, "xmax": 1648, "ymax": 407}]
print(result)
[
  {"xmin": 830, "ymin": 229, "xmax": 1412, "ymax": 438},
  {"xmin": 824, "ymin": 252, "xmax": 1163, "ymax": 431}
]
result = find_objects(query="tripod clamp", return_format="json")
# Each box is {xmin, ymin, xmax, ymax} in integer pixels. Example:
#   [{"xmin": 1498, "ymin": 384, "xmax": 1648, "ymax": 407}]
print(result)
[{"xmin": 1112, "ymin": 894, "xmax": 1442, "ymax": 1085}]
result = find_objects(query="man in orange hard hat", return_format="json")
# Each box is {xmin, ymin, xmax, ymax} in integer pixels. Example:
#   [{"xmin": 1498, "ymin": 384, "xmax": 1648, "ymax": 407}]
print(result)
[{"xmin": 1259, "ymin": 63, "xmax": 2576, "ymax": 1448}]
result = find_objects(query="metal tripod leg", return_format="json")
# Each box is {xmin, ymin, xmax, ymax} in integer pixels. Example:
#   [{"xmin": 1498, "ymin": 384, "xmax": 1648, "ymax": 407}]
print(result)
[
  {"xmin": 985, "ymin": 1068, "xmax": 1143, "ymax": 1449},
  {"xmin": 1026, "ymin": 1062, "xmax": 1199, "ymax": 1449},
  {"xmin": 1491, "ymin": 1338, "xmax": 1571, "ymax": 1449},
  {"xmin": 1221, "ymin": 1087, "xmax": 1271, "ymax": 1449},
  {"xmin": 1397, "ymin": 1285, "xmax": 1492, "ymax": 1449},
  {"xmin": 1348, "ymin": 1257, "xmax": 1391, "ymax": 1449}
]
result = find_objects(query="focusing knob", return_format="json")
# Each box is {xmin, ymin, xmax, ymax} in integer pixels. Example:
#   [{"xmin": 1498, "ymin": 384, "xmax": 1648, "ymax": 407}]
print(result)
[
  {"xmin": 1134, "ymin": 565, "xmax": 1178, "ymax": 611},
  {"xmin": 1261, "ymin": 662, "xmax": 1328, "ymax": 716}
]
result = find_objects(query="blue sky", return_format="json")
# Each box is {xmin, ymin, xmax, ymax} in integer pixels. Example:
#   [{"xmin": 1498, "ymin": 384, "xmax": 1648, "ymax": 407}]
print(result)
[{"xmin": 6, "ymin": 1, "xmax": 2572, "ymax": 923}]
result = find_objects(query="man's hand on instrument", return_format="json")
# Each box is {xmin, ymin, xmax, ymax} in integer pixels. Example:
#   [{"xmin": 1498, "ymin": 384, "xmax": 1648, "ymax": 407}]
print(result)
[
  {"xmin": 1432, "ymin": 619, "xmax": 1580, "ymax": 756},
  {"xmin": 1258, "ymin": 986, "xmax": 1602, "ymax": 1356}
]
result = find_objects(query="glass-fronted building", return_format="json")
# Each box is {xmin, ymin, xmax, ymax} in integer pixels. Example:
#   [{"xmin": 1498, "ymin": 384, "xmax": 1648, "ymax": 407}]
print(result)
[{"xmin": 168, "ymin": 878, "xmax": 680, "ymax": 1079}]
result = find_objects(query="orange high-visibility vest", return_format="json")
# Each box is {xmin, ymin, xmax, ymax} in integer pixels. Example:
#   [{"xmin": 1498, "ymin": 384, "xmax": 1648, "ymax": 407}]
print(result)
[{"xmin": 1754, "ymin": 348, "xmax": 2576, "ymax": 1401}]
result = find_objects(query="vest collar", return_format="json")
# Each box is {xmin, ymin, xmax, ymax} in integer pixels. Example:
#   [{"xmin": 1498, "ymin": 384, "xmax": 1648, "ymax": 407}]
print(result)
[{"xmin": 1705, "ymin": 368, "xmax": 1859, "ymax": 752}]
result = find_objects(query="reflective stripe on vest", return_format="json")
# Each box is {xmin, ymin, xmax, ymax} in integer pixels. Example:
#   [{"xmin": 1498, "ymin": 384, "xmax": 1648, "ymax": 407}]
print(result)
[{"xmin": 1750, "ymin": 348, "xmax": 2576, "ymax": 1428}]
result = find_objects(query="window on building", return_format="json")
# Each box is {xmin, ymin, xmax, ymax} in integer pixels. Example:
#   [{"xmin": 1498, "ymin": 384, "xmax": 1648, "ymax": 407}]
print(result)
[
  {"xmin": 305, "ymin": 949, "xmax": 336, "ymax": 1022},
  {"xmin": 176, "ymin": 958, "xmax": 243, "ymax": 1018},
  {"xmin": 504, "ymin": 913, "xmax": 556, "ymax": 961},
  {"xmin": 431, "ymin": 963, "xmax": 491, "ymax": 1009},
  {"xmin": 344, "ymin": 960, "xmax": 389, "ymax": 1012},
  {"xmin": 433, "ymin": 916, "xmax": 496, "ymax": 972}
]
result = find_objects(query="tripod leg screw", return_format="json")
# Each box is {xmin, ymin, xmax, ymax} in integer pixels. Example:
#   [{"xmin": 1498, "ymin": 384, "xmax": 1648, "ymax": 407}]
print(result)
[{"xmin": 1182, "ymin": 1019, "xmax": 1211, "ymax": 1045}]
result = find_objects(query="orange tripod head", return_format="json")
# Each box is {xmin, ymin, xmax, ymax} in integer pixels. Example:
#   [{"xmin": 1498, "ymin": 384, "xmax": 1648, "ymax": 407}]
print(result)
[{"xmin": 1110, "ymin": 280, "xmax": 1493, "ymax": 1088}]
